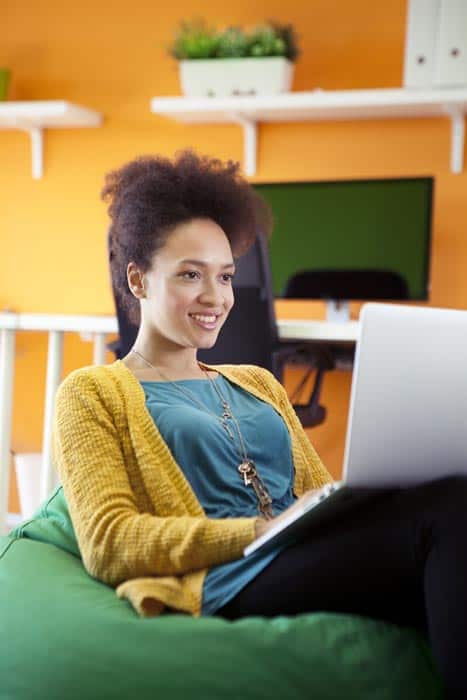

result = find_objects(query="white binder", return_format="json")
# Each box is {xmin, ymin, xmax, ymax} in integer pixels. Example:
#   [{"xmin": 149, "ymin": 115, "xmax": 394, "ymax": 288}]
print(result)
[
  {"xmin": 434, "ymin": 0, "xmax": 467, "ymax": 87},
  {"xmin": 403, "ymin": 0, "xmax": 441, "ymax": 88}
]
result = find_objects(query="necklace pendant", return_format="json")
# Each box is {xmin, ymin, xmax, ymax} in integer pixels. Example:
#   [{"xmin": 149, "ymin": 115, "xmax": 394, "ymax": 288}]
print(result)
[
  {"xmin": 238, "ymin": 460, "xmax": 257, "ymax": 485},
  {"xmin": 221, "ymin": 420, "xmax": 235, "ymax": 439}
]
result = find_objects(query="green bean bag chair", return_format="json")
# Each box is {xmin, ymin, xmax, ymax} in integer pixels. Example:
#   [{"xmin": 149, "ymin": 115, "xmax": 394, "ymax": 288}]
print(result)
[{"xmin": 0, "ymin": 487, "xmax": 444, "ymax": 700}]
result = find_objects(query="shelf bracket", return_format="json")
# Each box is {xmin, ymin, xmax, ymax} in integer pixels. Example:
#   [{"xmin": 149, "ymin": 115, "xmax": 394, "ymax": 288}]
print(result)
[
  {"xmin": 230, "ymin": 113, "xmax": 257, "ymax": 176},
  {"xmin": 28, "ymin": 127, "xmax": 44, "ymax": 179},
  {"xmin": 444, "ymin": 107, "xmax": 465, "ymax": 174},
  {"xmin": 12, "ymin": 121, "xmax": 44, "ymax": 179},
  {"xmin": 19, "ymin": 126, "xmax": 44, "ymax": 179}
]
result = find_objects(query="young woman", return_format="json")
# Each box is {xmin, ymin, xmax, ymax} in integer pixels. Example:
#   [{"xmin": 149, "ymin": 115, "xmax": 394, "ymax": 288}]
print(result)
[{"xmin": 53, "ymin": 150, "xmax": 467, "ymax": 699}]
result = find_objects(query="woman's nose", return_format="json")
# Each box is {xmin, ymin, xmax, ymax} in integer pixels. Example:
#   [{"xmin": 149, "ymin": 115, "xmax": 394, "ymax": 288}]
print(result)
[{"xmin": 199, "ymin": 280, "xmax": 226, "ymax": 306}]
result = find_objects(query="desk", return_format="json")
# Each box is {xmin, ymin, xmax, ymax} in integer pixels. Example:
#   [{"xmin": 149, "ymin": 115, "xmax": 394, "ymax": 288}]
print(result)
[
  {"xmin": 277, "ymin": 319, "xmax": 360, "ymax": 371},
  {"xmin": 277, "ymin": 319, "xmax": 360, "ymax": 343}
]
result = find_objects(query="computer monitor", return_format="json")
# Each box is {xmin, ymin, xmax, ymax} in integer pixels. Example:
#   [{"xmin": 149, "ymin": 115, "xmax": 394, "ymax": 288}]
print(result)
[{"xmin": 253, "ymin": 177, "xmax": 433, "ymax": 321}]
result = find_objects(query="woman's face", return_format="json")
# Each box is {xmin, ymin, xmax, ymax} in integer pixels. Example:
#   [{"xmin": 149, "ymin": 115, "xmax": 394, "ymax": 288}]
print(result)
[{"xmin": 135, "ymin": 218, "xmax": 236, "ymax": 350}]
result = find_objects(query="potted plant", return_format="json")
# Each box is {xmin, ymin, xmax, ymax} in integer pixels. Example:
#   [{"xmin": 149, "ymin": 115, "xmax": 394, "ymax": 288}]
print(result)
[{"xmin": 169, "ymin": 19, "xmax": 300, "ymax": 97}]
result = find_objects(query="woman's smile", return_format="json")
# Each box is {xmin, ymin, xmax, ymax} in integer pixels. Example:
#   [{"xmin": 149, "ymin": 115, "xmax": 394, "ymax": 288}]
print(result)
[{"xmin": 189, "ymin": 312, "xmax": 221, "ymax": 331}]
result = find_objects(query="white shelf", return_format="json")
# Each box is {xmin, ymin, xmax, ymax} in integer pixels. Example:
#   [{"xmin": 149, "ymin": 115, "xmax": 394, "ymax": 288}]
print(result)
[
  {"xmin": 0, "ymin": 101, "xmax": 103, "ymax": 178},
  {"xmin": 151, "ymin": 87, "xmax": 467, "ymax": 175}
]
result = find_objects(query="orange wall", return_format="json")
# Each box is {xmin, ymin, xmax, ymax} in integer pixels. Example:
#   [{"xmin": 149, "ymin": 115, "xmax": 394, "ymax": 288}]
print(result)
[{"xmin": 2, "ymin": 1, "xmax": 467, "ymax": 508}]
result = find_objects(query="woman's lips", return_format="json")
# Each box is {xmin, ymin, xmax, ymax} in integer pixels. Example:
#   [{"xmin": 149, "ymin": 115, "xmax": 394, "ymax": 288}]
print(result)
[{"xmin": 189, "ymin": 313, "xmax": 220, "ymax": 330}]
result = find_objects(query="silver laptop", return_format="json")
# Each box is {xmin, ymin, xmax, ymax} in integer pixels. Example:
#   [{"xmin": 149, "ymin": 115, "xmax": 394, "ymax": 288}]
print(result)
[
  {"xmin": 344, "ymin": 302, "xmax": 467, "ymax": 488},
  {"xmin": 245, "ymin": 302, "xmax": 467, "ymax": 556}
]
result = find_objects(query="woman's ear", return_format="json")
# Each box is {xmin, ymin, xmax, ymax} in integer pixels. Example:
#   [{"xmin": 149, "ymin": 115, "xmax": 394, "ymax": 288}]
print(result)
[{"xmin": 127, "ymin": 262, "xmax": 146, "ymax": 300}]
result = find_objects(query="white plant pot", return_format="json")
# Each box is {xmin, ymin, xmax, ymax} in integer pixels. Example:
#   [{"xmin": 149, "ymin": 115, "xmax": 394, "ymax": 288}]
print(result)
[
  {"xmin": 14, "ymin": 452, "xmax": 43, "ymax": 519},
  {"xmin": 179, "ymin": 57, "xmax": 294, "ymax": 97}
]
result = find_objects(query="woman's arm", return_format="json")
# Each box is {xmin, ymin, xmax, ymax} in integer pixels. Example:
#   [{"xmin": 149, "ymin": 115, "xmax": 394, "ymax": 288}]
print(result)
[{"xmin": 52, "ymin": 371, "xmax": 257, "ymax": 587}]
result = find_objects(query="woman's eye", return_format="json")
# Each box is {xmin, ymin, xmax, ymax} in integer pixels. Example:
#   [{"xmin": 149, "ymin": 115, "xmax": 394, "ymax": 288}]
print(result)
[{"xmin": 180, "ymin": 271, "xmax": 234, "ymax": 282}]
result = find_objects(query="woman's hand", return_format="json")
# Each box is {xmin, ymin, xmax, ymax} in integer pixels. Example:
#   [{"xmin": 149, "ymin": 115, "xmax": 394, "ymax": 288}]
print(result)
[
  {"xmin": 254, "ymin": 485, "xmax": 333, "ymax": 539},
  {"xmin": 255, "ymin": 518, "xmax": 272, "ymax": 538},
  {"xmin": 287, "ymin": 487, "xmax": 327, "ymax": 514}
]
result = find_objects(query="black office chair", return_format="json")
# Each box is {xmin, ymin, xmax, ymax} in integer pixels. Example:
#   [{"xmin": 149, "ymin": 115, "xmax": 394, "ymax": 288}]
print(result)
[
  {"xmin": 281, "ymin": 268, "xmax": 409, "ymax": 390},
  {"xmin": 283, "ymin": 268, "xmax": 409, "ymax": 301},
  {"xmin": 197, "ymin": 233, "xmax": 335, "ymax": 427},
  {"xmin": 197, "ymin": 233, "xmax": 278, "ymax": 370},
  {"xmin": 108, "ymin": 233, "xmax": 333, "ymax": 428},
  {"xmin": 107, "ymin": 231, "xmax": 139, "ymax": 360}
]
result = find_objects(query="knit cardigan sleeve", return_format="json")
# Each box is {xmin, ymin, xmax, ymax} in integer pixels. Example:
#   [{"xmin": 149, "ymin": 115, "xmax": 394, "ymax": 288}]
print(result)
[{"xmin": 52, "ymin": 370, "xmax": 257, "ymax": 588}]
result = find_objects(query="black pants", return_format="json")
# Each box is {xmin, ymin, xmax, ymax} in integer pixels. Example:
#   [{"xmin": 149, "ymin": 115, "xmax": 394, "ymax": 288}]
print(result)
[{"xmin": 216, "ymin": 476, "xmax": 467, "ymax": 699}]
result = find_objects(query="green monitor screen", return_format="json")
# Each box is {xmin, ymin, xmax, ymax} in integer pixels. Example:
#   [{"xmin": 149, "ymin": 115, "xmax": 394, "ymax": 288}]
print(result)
[{"xmin": 253, "ymin": 177, "xmax": 433, "ymax": 300}]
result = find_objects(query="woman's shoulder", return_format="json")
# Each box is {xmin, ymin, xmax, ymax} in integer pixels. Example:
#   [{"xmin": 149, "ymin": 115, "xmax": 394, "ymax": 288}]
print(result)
[
  {"xmin": 203, "ymin": 362, "xmax": 283, "ymax": 400},
  {"xmin": 56, "ymin": 360, "xmax": 132, "ymax": 399},
  {"xmin": 201, "ymin": 362, "xmax": 271, "ymax": 381}
]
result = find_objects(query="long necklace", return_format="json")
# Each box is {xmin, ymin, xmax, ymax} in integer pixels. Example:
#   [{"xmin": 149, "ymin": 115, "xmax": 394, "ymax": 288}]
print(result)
[{"xmin": 131, "ymin": 349, "xmax": 274, "ymax": 520}]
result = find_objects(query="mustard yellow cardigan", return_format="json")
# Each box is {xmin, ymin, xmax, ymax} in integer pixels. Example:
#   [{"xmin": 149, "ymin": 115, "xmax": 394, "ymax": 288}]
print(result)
[{"xmin": 52, "ymin": 359, "xmax": 332, "ymax": 617}]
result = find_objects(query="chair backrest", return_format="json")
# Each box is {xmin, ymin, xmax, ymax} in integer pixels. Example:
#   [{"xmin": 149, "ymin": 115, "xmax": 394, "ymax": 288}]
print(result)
[
  {"xmin": 112, "ymin": 296, "xmax": 138, "ymax": 359},
  {"xmin": 108, "ymin": 229, "xmax": 138, "ymax": 359},
  {"xmin": 197, "ymin": 233, "xmax": 279, "ymax": 371},
  {"xmin": 283, "ymin": 269, "xmax": 409, "ymax": 301}
]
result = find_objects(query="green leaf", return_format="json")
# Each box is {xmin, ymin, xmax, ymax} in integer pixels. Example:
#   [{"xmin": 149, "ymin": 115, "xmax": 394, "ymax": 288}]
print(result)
[{"xmin": 168, "ymin": 18, "xmax": 300, "ymax": 61}]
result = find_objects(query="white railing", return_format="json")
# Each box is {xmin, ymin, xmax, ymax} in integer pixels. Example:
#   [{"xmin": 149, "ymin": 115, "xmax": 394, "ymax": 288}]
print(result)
[{"xmin": 0, "ymin": 312, "xmax": 118, "ymax": 534}]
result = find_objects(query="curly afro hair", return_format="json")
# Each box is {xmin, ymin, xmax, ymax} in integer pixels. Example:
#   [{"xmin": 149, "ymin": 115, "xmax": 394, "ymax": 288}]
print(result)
[{"xmin": 102, "ymin": 149, "xmax": 273, "ymax": 326}]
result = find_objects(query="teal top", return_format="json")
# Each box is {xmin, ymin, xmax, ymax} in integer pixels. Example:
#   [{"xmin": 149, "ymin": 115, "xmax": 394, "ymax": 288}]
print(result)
[{"xmin": 141, "ymin": 374, "xmax": 296, "ymax": 615}]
